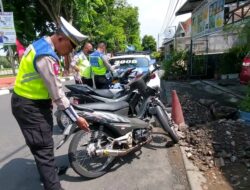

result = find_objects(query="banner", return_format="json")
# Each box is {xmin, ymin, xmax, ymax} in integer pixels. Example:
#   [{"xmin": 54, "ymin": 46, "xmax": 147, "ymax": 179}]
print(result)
[
  {"xmin": 0, "ymin": 12, "xmax": 16, "ymax": 44},
  {"xmin": 192, "ymin": 0, "xmax": 224, "ymax": 38}
]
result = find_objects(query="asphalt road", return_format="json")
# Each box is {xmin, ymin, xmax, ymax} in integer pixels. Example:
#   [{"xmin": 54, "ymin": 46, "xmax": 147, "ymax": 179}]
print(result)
[{"xmin": 0, "ymin": 81, "xmax": 189, "ymax": 190}]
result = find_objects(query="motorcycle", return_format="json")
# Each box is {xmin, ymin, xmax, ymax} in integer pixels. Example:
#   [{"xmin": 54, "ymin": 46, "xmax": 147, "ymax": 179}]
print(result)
[
  {"xmin": 55, "ymin": 67, "xmax": 157, "ymax": 130},
  {"xmin": 56, "ymin": 66, "xmax": 179, "ymax": 179}
]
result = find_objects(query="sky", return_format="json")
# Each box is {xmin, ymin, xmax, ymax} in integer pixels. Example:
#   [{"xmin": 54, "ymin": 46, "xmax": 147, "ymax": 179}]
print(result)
[{"xmin": 126, "ymin": 0, "xmax": 191, "ymax": 47}]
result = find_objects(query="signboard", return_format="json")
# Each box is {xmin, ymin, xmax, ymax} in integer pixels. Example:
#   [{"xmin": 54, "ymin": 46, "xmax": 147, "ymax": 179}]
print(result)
[
  {"xmin": 0, "ymin": 12, "xmax": 16, "ymax": 44},
  {"xmin": 209, "ymin": 0, "xmax": 224, "ymax": 30},
  {"xmin": 192, "ymin": 0, "xmax": 224, "ymax": 38}
]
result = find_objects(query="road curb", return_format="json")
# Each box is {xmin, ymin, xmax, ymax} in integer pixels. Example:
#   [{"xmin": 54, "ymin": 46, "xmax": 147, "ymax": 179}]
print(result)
[
  {"xmin": 0, "ymin": 89, "xmax": 11, "ymax": 96},
  {"xmin": 180, "ymin": 146, "xmax": 206, "ymax": 190},
  {"xmin": 0, "ymin": 76, "xmax": 74, "ymax": 96}
]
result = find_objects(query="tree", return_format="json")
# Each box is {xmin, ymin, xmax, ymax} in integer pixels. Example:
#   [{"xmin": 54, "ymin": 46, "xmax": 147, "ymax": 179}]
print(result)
[
  {"xmin": 142, "ymin": 35, "xmax": 156, "ymax": 52},
  {"xmin": 3, "ymin": 0, "xmax": 142, "ymax": 52},
  {"xmin": 74, "ymin": 0, "xmax": 141, "ymax": 52},
  {"xmin": 38, "ymin": 0, "xmax": 75, "ymax": 26}
]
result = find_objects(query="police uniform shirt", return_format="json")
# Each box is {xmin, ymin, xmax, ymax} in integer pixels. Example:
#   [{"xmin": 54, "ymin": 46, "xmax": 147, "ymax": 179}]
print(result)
[
  {"xmin": 36, "ymin": 37, "xmax": 70, "ymax": 110},
  {"xmin": 70, "ymin": 51, "xmax": 88, "ymax": 67},
  {"xmin": 101, "ymin": 54, "xmax": 114, "ymax": 71}
]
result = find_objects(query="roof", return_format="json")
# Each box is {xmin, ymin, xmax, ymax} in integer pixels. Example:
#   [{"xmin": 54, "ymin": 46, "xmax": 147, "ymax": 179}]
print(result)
[
  {"xmin": 176, "ymin": 0, "xmax": 240, "ymax": 16},
  {"xmin": 181, "ymin": 17, "xmax": 192, "ymax": 34},
  {"xmin": 176, "ymin": 0, "xmax": 203, "ymax": 16},
  {"xmin": 162, "ymin": 38, "xmax": 174, "ymax": 45}
]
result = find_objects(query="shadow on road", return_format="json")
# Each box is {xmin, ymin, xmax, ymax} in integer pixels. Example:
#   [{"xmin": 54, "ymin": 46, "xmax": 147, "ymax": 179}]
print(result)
[
  {"xmin": 0, "ymin": 158, "xmax": 43, "ymax": 190},
  {"xmin": 0, "ymin": 154, "xmax": 71, "ymax": 190},
  {"xmin": 61, "ymin": 150, "xmax": 142, "ymax": 182}
]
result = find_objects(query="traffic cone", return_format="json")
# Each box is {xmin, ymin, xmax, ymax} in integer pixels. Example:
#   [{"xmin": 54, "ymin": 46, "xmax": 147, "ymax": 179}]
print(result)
[{"xmin": 171, "ymin": 90, "xmax": 186, "ymax": 129}]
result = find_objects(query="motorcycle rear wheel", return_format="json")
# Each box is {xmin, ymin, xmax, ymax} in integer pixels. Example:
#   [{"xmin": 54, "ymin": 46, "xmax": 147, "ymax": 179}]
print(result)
[{"xmin": 68, "ymin": 129, "xmax": 115, "ymax": 178}]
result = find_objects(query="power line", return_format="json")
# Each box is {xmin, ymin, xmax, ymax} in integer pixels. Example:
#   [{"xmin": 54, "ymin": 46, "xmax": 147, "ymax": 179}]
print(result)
[
  {"xmin": 169, "ymin": 0, "xmax": 184, "ymax": 27},
  {"xmin": 160, "ymin": 0, "xmax": 173, "ymax": 33},
  {"xmin": 165, "ymin": 0, "xmax": 180, "ymax": 29},
  {"xmin": 165, "ymin": 0, "xmax": 175, "ymax": 29}
]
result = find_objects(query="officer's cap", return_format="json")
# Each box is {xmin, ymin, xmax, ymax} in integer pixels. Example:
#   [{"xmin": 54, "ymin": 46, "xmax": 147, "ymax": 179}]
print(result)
[{"xmin": 59, "ymin": 17, "xmax": 88, "ymax": 46}]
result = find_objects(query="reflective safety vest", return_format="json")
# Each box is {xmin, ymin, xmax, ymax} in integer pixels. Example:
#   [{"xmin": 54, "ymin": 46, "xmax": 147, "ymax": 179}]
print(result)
[
  {"xmin": 76, "ymin": 52, "xmax": 91, "ymax": 79},
  {"xmin": 14, "ymin": 37, "xmax": 59, "ymax": 100},
  {"xmin": 89, "ymin": 51, "xmax": 107, "ymax": 76}
]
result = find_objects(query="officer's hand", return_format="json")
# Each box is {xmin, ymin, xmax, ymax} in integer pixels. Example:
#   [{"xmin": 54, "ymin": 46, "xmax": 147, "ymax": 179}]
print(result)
[{"xmin": 76, "ymin": 117, "xmax": 90, "ymax": 132}]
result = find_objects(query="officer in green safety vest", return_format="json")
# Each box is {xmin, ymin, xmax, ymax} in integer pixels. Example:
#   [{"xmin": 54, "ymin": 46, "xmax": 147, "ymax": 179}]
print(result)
[
  {"xmin": 11, "ymin": 17, "xmax": 89, "ymax": 190},
  {"xmin": 70, "ymin": 42, "xmax": 93, "ymax": 86},
  {"xmin": 89, "ymin": 42, "xmax": 117, "ymax": 89}
]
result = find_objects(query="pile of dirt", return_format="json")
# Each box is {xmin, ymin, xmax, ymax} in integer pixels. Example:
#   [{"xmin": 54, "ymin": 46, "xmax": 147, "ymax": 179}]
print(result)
[{"xmin": 178, "ymin": 94, "xmax": 250, "ymax": 189}]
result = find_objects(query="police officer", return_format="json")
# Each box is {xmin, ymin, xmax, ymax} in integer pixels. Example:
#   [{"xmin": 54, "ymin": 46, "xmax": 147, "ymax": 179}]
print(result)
[
  {"xmin": 11, "ymin": 17, "xmax": 89, "ymax": 190},
  {"xmin": 71, "ymin": 42, "xmax": 93, "ymax": 86},
  {"xmin": 89, "ymin": 42, "xmax": 117, "ymax": 89}
]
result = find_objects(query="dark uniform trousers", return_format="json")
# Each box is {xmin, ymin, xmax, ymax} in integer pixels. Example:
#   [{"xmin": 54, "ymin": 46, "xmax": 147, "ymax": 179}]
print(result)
[
  {"xmin": 94, "ymin": 75, "xmax": 110, "ymax": 89},
  {"xmin": 75, "ymin": 76, "xmax": 93, "ymax": 87},
  {"xmin": 11, "ymin": 92, "xmax": 61, "ymax": 190}
]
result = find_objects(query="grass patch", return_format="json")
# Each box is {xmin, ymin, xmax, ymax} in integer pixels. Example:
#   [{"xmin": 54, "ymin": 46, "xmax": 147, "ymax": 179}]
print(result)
[{"xmin": 0, "ymin": 74, "xmax": 15, "ymax": 78}]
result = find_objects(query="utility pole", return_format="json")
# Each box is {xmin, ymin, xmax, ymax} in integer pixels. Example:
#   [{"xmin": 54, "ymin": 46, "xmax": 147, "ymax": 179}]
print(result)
[
  {"xmin": 166, "ymin": 26, "xmax": 177, "ymax": 51},
  {"xmin": 173, "ymin": 26, "xmax": 177, "ymax": 51},
  {"xmin": 157, "ymin": 33, "xmax": 160, "ymax": 50}
]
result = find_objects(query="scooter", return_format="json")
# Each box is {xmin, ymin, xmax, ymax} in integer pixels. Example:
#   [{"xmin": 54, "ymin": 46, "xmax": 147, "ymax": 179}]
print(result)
[{"xmin": 55, "ymin": 67, "xmax": 158, "ymax": 130}]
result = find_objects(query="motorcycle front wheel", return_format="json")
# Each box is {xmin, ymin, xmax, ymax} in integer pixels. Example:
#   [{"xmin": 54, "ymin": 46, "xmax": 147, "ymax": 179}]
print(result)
[
  {"xmin": 68, "ymin": 128, "xmax": 115, "ymax": 178},
  {"xmin": 155, "ymin": 105, "xmax": 179, "ymax": 144}
]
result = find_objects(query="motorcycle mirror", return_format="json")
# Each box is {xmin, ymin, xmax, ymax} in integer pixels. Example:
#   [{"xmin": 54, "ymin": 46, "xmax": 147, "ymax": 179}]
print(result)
[{"xmin": 153, "ymin": 63, "xmax": 160, "ymax": 69}]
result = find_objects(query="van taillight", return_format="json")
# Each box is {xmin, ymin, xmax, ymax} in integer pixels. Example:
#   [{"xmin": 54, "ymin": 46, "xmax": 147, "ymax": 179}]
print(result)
[
  {"xmin": 150, "ymin": 73, "xmax": 156, "ymax": 79},
  {"xmin": 243, "ymin": 58, "xmax": 250, "ymax": 66}
]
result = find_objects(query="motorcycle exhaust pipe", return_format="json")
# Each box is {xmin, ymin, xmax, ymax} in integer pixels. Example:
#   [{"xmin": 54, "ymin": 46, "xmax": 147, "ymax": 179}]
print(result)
[{"xmin": 95, "ymin": 137, "xmax": 152, "ymax": 157}]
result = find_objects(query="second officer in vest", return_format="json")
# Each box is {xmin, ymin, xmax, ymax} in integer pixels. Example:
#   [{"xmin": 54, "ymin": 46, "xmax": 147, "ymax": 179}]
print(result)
[
  {"xmin": 71, "ymin": 42, "xmax": 93, "ymax": 86},
  {"xmin": 89, "ymin": 42, "xmax": 117, "ymax": 89}
]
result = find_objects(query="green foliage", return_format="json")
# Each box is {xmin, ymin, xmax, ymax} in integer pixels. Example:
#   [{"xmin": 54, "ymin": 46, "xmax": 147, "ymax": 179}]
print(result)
[
  {"xmin": 219, "ymin": 45, "xmax": 248, "ymax": 74},
  {"xmin": 151, "ymin": 51, "xmax": 163, "ymax": 61},
  {"xmin": 142, "ymin": 35, "xmax": 156, "ymax": 52},
  {"xmin": 229, "ymin": 18, "xmax": 250, "ymax": 49},
  {"xmin": 163, "ymin": 50, "xmax": 188, "ymax": 79},
  {"xmin": 240, "ymin": 85, "xmax": 250, "ymax": 112},
  {"xmin": 3, "ymin": 0, "xmax": 62, "ymax": 46},
  {"xmin": 0, "ymin": 56, "xmax": 11, "ymax": 68},
  {"xmin": 4, "ymin": 0, "xmax": 141, "ymax": 52},
  {"xmin": 74, "ymin": 0, "xmax": 141, "ymax": 52}
]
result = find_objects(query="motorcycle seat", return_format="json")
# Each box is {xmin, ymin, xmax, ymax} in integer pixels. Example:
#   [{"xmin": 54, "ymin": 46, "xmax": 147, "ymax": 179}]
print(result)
[
  {"xmin": 93, "ymin": 89, "xmax": 118, "ymax": 99},
  {"xmin": 73, "ymin": 101, "xmax": 129, "ymax": 112}
]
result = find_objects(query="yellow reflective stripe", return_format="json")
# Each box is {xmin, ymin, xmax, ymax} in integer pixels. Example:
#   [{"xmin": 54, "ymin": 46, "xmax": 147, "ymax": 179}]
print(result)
[
  {"xmin": 21, "ymin": 75, "xmax": 41, "ymax": 83},
  {"xmin": 23, "ymin": 72, "xmax": 39, "ymax": 78}
]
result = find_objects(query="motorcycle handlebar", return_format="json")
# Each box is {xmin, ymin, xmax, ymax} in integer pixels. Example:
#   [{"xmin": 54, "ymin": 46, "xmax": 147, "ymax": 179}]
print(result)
[{"xmin": 141, "ymin": 64, "xmax": 160, "ymax": 82}]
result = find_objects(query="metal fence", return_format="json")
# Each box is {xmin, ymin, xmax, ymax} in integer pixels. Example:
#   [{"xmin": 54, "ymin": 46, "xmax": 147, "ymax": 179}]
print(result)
[{"xmin": 188, "ymin": 53, "xmax": 221, "ymax": 79}]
